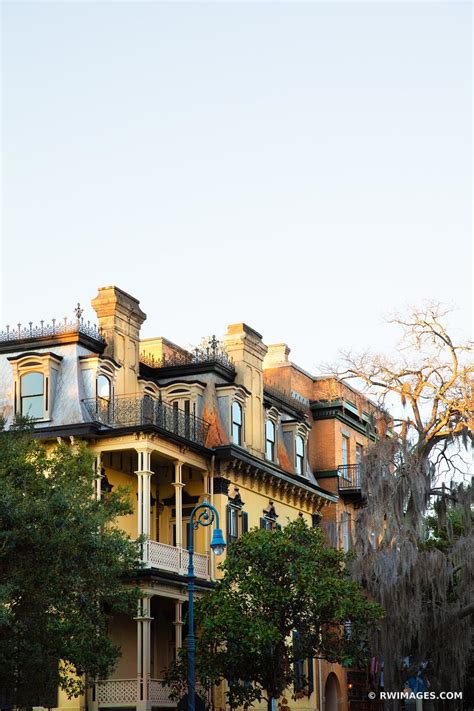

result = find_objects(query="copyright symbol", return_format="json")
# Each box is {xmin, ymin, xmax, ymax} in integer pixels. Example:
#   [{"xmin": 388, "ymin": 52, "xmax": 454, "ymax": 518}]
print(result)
[{"xmin": 368, "ymin": 692, "xmax": 376, "ymax": 700}]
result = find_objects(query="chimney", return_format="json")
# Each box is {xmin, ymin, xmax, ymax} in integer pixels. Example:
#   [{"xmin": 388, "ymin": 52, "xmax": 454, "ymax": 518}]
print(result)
[
  {"xmin": 92, "ymin": 286, "xmax": 146, "ymax": 394},
  {"xmin": 223, "ymin": 323, "xmax": 268, "ymax": 456},
  {"xmin": 263, "ymin": 343, "xmax": 291, "ymax": 369}
]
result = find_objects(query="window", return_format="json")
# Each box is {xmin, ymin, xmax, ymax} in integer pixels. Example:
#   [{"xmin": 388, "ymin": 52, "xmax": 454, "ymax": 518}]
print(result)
[
  {"xmin": 341, "ymin": 512, "xmax": 350, "ymax": 553},
  {"xmin": 97, "ymin": 374, "xmax": 111, "ymax": 401},
  {"xmin": 231, "ymin": 401, "xmax": 243, "ymax": 445},
  {"xmin": 292, "ymin": 632, "xmax": 314, "ymax": 697},
  {"xmin": 227, "ymin": 488, "xmax": 248, "ymax": 544},
  {"xmin": 260, "ymin": 501, "xmax": 281, "ymax": 531},
  {"xmin": 355, "ymin": 444, "xmax": 363, "ymax": 487},
  {"xmin": 9, "ymin": 352, "xmax": 62, "ymax": 422},
  {"xmin": 293, "ymin": 631, "xmax": 305, "ymax": 693},
  {"xmin": 342, "ymin": 435, "xmax": 349, "ymax": 468},
  {"xmin": 227, "ymin": 506, "xmax": 239, "ymax": 543},
  {"xmin": 20, "ymin": 372, "xmax": 45, "ymax": 419},
  {"xmin": 295, "ymin": 435, "xmax": 305, "ymax": 475},
  {"xmin": 265, "ymin": 419, "xmax": 276, "ymax": 461}
]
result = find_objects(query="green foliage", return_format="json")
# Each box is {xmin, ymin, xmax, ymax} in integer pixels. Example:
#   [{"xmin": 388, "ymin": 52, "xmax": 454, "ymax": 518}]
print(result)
[
  {"xmin": 0, "ymin": 420, "xmax": 140, "ymax": 707},
  {"xmin": 163, "ymin": 518, "xmax": 381, "ymax": 708},
  {"xmin": 422, "ymin": 489, "xmax": 473, "ymax": 553}
]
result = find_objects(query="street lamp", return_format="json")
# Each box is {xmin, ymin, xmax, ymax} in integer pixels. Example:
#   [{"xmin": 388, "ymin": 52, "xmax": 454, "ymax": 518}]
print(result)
[{"xmin": 187, "ymin": 500, "xmax": 226, "ymax": 711}]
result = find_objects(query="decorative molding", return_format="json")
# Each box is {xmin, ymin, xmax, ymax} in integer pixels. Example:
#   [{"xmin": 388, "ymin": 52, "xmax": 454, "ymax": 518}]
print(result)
[{"xmin": 212, "ymin": 476, "xmax": 230, "ymax": 495}]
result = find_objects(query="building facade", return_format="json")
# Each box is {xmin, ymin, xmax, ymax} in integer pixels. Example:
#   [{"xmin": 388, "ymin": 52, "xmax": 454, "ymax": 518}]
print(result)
[{"xmin": 0, "ymin": 285, "xmax": 383, "ymax": 711}]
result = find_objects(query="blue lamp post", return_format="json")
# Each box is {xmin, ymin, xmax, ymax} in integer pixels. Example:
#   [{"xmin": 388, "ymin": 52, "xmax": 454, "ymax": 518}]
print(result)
[{"xmin": 187, "ymin": 500, "xmax": 226, "ymax": 711}]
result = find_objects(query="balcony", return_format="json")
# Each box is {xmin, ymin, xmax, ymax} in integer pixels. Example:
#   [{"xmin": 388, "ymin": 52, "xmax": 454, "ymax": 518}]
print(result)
[
  {"xmin": 91, "ymin": 677, "xmax": 209, "ymax": 707},
  {"xmin": 92, "ymin": 678, "xmax": 175, "ymax": 707},
  {"xmin": 146, "ymin": 540, "xmax": 210, "ymax": 580},
  {"xmin": 82, "ymin": 395, "xmax": 210, "ymax": 447},
  {"xmin": 338, "ymin": 464, "xmax": 362, "ymax": 499}
]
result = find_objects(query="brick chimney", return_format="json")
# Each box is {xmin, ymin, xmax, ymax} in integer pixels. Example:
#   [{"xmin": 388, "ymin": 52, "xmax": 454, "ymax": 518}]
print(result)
[
  {"xmin": 91, "ymin": 286, "xmax": 146, "ymax": 394},
  {"xmin": 223, "ymin": 323, "xmax": 268, "ymax": 456}
]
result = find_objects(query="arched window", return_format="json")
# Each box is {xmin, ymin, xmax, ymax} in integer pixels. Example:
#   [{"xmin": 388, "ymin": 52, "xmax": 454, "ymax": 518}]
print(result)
[
  {"xmin": 20, "ymin": 372, "xmax": 45, "ymax": 419},
  {"xmin": 231, "ymin": 401, "xmax": 243, "ymax": 446},
  {"xmin": 295, "ymin": 435, "xmax": 305, "ymax": 475},
  {"xmin": 265, "ymin": 419, "xmax": 276, "ymax": 461},
  {"xmin": 97, "ymin": 374, "xmax": 111, "ymax": 401}
]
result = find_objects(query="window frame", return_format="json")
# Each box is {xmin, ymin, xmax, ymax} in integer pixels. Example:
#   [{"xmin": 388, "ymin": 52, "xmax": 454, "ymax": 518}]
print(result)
[
  {"xmin": 8, "ymin": 352, "xmax": 63, "ymax": 422},
  {"xmin": 341, "ymin": 434, "xmax": 349, "ymax": 465},
  {"xmin": 265, "ymin": 418, "xmax": 276, "ymax": 461},
  {"xmin": 20, "ymin": 371, "xmax": 46, "ymax": 420},
  {"xmin": 295, "ymin": 434, "xmax": 305, "ymax": 476},
  {"xmin": 226, "ymin": 488, "xmax": 248, "ymax": 544},
  {"xmin": 231, "ymin": 400, "xmax": 243, "ymax": 446},
  {"xmin": 96, "ymin": 373, "xmax": 112, "ymax": 401}
]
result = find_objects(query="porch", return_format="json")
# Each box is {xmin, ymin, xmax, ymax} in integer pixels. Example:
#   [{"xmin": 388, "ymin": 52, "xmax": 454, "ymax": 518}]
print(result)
[
  {"xmin": 88, "ymin": 595, "xmax": 191, "ymax": 711},
  {"xmin": 94, "ymin": 441, "xmax": 214, "ymax": 581},
  {"xmin": 91, "ymin": 678, "xmax": 173, "ymax": 707}
]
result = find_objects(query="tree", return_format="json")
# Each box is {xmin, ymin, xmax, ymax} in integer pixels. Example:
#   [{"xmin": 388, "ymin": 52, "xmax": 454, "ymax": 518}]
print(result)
[
  {"xmin": 163, "ymin": 518, "xmax": 381, "ymax": 710},
  {"xmin": 0, "ymin": 421, "xmax": 140, "ymax": 707},
  {"xmin": 334, "ymin": 303, "xmax": 473, "ymax": 702}
]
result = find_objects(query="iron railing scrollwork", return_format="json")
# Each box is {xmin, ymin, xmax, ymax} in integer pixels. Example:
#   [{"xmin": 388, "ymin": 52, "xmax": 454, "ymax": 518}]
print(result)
[
  {"xmin": 140, "ymin": 335, "xmax": 234, "ymax": 371},
  {"xmin": 338, "ymin": 464, "xmax": 361, "ymax": 489},
  {"xmin": 82, "ymin": 395, "xmax": 210, "ymax": 446},
  {"xmin": 0, "ymin": 317, "xmax": 105, "ymax": 343}
]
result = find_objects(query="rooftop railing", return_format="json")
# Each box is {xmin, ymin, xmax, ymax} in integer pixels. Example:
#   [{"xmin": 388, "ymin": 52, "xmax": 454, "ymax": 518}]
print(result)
[
  {"xmin": 82, "ymin": 395, "xmax": 210, "ymax": 446},
  {"xmin": 0, "ymin": 317, "xmax": 105, "ymax": 343},
  {"xmin": 140, "ymin": 335, "xmax": 234, "ymax": 371},
  {"xmin": 263, "ymin": 382, "xmax": 310, "ymax": 414}
]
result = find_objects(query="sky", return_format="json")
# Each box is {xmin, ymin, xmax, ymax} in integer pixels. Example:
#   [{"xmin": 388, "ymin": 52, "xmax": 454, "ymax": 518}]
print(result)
[{"xmin": 1, "ymin": 1, "xmax": 472, "ymax": 374}]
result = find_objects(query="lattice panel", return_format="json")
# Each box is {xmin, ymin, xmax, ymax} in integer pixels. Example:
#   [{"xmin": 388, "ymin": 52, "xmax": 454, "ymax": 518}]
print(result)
[
  {"xmin": 193, "ymin": 552, "xmax": 210, "ymax": 579},
  {"xmin": 149, "ymin": 680, "xmax": 176, "ymax": 706},
  {"xmin": 148, "ymin": 541, "xmax": 180, "ymax": 572},
  {"xmin": 95, "ymin": 679, "xmax": 138, "ymax": 703},
  {"xmin": 147, "ymin": 541, "xmax": 210, "ymax": 579}
]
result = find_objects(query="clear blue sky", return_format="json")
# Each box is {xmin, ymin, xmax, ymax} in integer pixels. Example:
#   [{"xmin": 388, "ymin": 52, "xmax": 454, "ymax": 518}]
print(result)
[{"xmin": 1, "ymin": 1, "xmax": 472, "ymax": 371}]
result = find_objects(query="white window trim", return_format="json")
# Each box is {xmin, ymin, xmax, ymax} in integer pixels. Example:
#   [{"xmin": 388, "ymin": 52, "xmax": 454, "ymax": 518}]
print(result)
[
  {"xmin": 282, "ymin": 420, "xmax": 310, "ymax": 476},
  {"xmin": 265, "ymin": 406, "xmax": 279, "ymax": 463},
  {"xmin": 216, "ymin": 385, "xmax": 249, "ymax": 447},
  {"xmin": 160, "ymin": 381, "xmax": 205, "ymax": 416},
  {"xmin": 79, "ymin": 355, "xmax": 121, "ymax": 401},
  {"xmin": 8, "ymin": 352, "xmax": 63, "ymax": 422}
]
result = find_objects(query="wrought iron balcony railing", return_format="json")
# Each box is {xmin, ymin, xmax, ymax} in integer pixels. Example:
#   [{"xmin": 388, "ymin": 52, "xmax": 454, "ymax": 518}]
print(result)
[
  {"xmin": 140, "ymin": 335, "xmax": 234, "ymax": 371},
  {"xmin": 82, "ymin": 395, "xmax": 210, "ymax": 446},
  {"xmin": 338, "ymin": 464, "xmax": 361, "ymax": 490}
]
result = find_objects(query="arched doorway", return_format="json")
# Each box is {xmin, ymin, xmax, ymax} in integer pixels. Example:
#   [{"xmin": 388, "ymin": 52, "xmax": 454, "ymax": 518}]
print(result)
[{"xmin": 325, "ymin": 672, "xmax": 340, "ymax": 711}]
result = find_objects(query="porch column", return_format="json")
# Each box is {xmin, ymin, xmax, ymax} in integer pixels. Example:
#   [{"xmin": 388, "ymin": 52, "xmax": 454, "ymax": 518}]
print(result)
[
  {"xmin": 136, "ymin": 595, "xmax": 153, "ymax": 711},
  {"xmin": 173, "ymin": 461, "xmax": 184, "ymax": 548},
  {"xmin": 136, "ymin": 448, "xmax": 153, "ymax": 566},
  {"xmin": 173, "ymin": 600, "xmax": 184, "ymax": 658},
  {"xmin": 203, "ymin": 472, "xmax": 209, "ymax": 553},
  {"xmin": 94, "ymin": 452, "xmax": 102, "ymax": 500}
]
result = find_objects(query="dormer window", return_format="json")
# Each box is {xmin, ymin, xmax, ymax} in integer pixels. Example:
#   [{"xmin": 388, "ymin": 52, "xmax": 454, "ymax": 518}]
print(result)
[
  {"xmin": 20, "ymin": 371, "xmax": 45, "ymax": 419},
  {"xmin": 265, "ymin": 419, "xmax": 276, "ymax": 461},
  {"xmin": 8, "ymin": 351, "xmax": 63, "ymax": 422},
  {"xmin": 295, "ymin": 435, "xmax": 305, "ymax": 476},
  {"xmin": 232, "ymin": 401, "xmax": 243, "ymax": 446}
]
